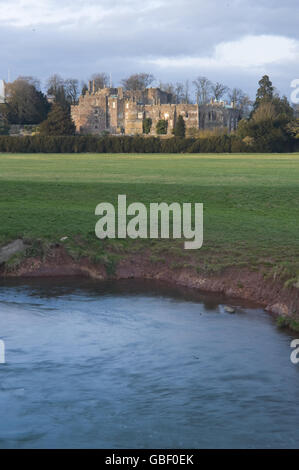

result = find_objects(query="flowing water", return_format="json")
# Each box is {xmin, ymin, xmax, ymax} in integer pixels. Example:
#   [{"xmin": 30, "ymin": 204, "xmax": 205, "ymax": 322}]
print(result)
[{"xmin": 0, "ymin": 278, "xmax": 298, "ymax": 449}]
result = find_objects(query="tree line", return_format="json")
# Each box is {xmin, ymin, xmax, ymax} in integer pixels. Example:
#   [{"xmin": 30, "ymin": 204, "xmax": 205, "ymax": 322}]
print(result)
[
  {"xmin": 0, "ymin": 71, "xmax": 251, "ymax": 127},
  {"xmin": 0, "ymin": 72, "xmax": 298, "ymax": 153}
]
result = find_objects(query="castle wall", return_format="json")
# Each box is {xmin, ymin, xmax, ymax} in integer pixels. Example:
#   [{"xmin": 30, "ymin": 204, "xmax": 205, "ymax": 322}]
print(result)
[
  {"xmin": 71, "ymin": 86, "xmax": 240, "ymax": 136},
  {"xmin": 199, "ymin": 104, "xmax": 241, "ymax": 132},
  {"xmin": 124, "ymin": 101, "xmax": 143, "ymax": 134},
  {"xmin": 71, "ymin": 93, "xmax": 108, "ymax": 134}
]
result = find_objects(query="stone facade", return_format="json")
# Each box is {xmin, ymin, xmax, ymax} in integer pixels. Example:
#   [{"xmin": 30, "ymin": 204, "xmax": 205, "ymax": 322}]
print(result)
[
  {"xmin": 0, "ymin": 80, "xmax": 5, "ymax": 104},
  {"xmin": 199, "ymin": 100, "xmax": 240, "ymax": 132},
  {"xmin": 71, "ymin": 82, "xmax": 241, "ymax": 136}
]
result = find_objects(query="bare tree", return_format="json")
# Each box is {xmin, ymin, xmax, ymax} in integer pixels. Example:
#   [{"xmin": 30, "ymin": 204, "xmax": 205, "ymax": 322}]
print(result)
[
  {"xmin": 228, "ymin": 88, "xmax": 252, "ymax": 117},
  {"xmin": 159, "ymin": 82, "xmax": 175, "ymax": 95},
  {"xmin": 46, "ymin": 74, "xmax": 70, "ymax": 109},
  {"xmin": 46, "ymin": 74, "xmax": 65, "ymax": 97},
  {"xmin": 239, "ymin": 94, "xmax": 252, "ymax": 118},
  {"xmin": 228, "ymin": 88, "xmax": 244, "ymax": 107},
  {"xmin": 193, "ymin": 76, "xmax": 212, "ymax": 104},
  {"xmin": 183, "ymin": 80, "xmax": 191, "ymax": 104},
  {"xmin": 90, "ymin": 73, "xmax": 110, "ymax": 90},
  {"xmin": 211, "ymin": 82, "xmax": 229, "ymax": 101},
  {"xmin": 121, "ymin": 73, "xmax": 155, "ymax": 91},
  {"xmin": 65, "ymin": 78, "xmax": 80, "ymax": 105},
  {"xmin": 17, "ymin": 76, "xmax": 41, "ymax": 90},
  {"xmin": 174, "ymin": 82, "xmax": 184, "ymax": 104}
]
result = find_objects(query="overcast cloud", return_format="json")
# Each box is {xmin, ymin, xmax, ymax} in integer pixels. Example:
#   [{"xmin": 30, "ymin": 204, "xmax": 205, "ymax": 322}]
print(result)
[{"xmin": 0, "ymin": 0, "xmax": 298, "ymax": 98}]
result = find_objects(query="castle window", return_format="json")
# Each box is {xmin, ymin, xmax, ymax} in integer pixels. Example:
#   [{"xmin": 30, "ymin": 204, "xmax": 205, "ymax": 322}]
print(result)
[
  {"xmin": 138, "ymin": 112, "xmax": 143, "ymax": 119},
  {"xmin": 112, "ymin": 102, "xmax": 116, "ymax": 109},
  {"xmin": 126, "ymin": 103, "xmax": 129, "ymax": 109}
]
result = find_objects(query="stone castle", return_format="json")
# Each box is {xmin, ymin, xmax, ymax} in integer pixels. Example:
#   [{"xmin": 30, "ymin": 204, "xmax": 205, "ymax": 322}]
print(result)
[{"xmin": 71, "ymin": 81, "xmax": 241, "ymax": 136}]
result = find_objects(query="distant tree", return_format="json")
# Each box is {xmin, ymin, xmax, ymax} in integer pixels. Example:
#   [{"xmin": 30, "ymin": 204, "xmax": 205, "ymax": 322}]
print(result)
[
  {"xmin": 156, "ymin": 119, "xmax": 168, "ymax": 135},
  {"xmin": 3, "ymin": 77, "xmax": 49, "ymax": 124},
  {"xmin": 239, "ymin": 94, "xmax": 252, "ymax": 118},
  {"xmin": 211, "ymin": 82, "xmax": 229, "ymax": 101},
  {"xmin": 173, "ymin": 115, "xmax": 186, "ymax": 137},
  {"xmin": 253, "ymin": 75, "xmax": 274, "ymax": 110},
  {"xmin": 286, "ymin": 118, "xmax": 299, "ymax": 139},
  {"xmin": 159, "ymin": 82, "xmax": 176, "ymax": 103},
  {"xmin": 90, "ymin": 73, "xmax": 110, "ymax": 90},
  {"xmin": 81, "ymin": 83, "xmax": 88, "ymax": 96},
  {"xmin": 39, "ymin": 104, "xmax": 75, "ymax": 135},
  {"xmin": 251, "ymin": 102, "xmax": 278, "ymax": 123},
  {"xmin": 174, "ymin": 82, "xmax": 184, "ymax": 104},
  {"xmin": 252, "ymin": 93, "xmax": 293, "ymax": 124},
  {"xmin": 143, "ymin": 117, "xmax": 152, "ymax": 134},
  {"xmin": 236, "ymin": 82, "xmax": 294, "ymax": 152},
  {"xmin": 121, "ymin": 73, "xmax": 155, "ymax": 91},
  {"xmin": 193, "ymin": 76, "xmax": 212, "ymax": 104},
  {"xmin": 18, "ymin": 75, "xmax": 41, "ymax": 90},
  {"xmin": 159, "ymin": 82, "xmax": 175, "ymax": 95},
  {"xmin": 46, "ymin": 74, "xmax": 64, "ymax": 98},
  {"xmin": 228, "ymin": 88, "xmax": 244, "ymax": 107},
  {"xmin": 228, "ymin": 88, "xmax": 252, "ymax": 117},
  {"xmin": 64, "ymin": 78, "xmax": 80, "ymax": 105},
  {"xmin": 183, "ymin": 80, "xmax": 191, "ymax": 104},
  {"xmin": 0, "ymin": 111, "xmax": 9, "ymax": 134},
  {"xmin": 46, "ymin": 74, "xmax": 69, "ymax": 109},
  {"xmin": 272, "ymin": 95, "xmax": 294, "ymax": 121}
]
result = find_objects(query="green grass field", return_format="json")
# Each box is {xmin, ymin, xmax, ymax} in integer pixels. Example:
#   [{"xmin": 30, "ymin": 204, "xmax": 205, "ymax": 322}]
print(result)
[{"xmin": 0, "ymin": 153, "xmax": 299, "ymax": 280}]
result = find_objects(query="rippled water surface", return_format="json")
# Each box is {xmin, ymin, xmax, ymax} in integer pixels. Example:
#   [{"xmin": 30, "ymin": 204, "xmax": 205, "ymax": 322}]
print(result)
[{"xmin": 0, "ymin": 278, "xmax": 298, "ymax": 449}]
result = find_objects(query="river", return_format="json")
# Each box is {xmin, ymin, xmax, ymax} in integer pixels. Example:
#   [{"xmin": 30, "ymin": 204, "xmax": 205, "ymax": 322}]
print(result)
[{"xmin": 0, "ymin": 278, "xmax": 298, "ymax": 449}]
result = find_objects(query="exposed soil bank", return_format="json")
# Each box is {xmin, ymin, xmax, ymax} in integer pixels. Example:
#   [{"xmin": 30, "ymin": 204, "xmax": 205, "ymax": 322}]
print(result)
[{"xmin": 1, "ymin": 244, "xmax": 299, "ymax": 329}]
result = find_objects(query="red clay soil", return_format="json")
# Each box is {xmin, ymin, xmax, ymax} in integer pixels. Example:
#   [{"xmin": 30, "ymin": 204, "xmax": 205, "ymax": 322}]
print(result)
[{"xmin": 1, "ymin": 244, "xmax": 299, "ymax": 321}]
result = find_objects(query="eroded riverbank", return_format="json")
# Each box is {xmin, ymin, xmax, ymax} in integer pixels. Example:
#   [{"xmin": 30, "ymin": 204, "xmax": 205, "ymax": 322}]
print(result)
[{"xmin": 1, "ymin": 242, "xmax": 299, "ymax": 331}]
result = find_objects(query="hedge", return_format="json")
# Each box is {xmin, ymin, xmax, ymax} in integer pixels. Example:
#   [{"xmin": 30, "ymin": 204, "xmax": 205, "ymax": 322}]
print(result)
[{"xmin": 0, "ymin": 135, "xmax": 294, "ymax": 154}]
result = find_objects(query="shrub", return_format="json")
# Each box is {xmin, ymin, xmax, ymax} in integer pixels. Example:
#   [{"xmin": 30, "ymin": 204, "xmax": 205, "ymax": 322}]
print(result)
[
  {"xmin": 143, "ymin": 118, "xmax": 152, "ymax": 134},
  {"xmin": 156, "ymin": 120, "xmax": 168, "ymax": 135},
  {"xmin": 173, "ymin": 115, "xmax": 186, "ymax": 138},
  {"xmin": 39, "ymin": 104, "xmax": 76, "ymax": 136}
]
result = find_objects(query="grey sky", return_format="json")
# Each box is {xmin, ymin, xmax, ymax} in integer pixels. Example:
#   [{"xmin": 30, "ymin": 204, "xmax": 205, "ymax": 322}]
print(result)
[{"xmin": 0, "ymin": 0, "xmax": 298, "ymax": 98}]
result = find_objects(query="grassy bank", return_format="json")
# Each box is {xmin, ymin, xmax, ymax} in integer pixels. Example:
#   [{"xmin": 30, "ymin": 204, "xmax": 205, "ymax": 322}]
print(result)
[{"xmin": 0, "ymin": 152, "xmax": 299, "ymax": 285}]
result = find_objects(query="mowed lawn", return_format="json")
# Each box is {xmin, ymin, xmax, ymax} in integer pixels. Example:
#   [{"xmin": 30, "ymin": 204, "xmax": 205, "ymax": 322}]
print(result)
[{"xmin": 0, "ymin": 153, "xmax": 299, "ymax": 276}]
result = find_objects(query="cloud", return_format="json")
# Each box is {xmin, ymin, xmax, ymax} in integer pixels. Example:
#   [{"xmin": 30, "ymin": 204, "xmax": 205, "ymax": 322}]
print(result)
[
  {"xmin": 145, "ymin": 35, "xmax": 299, "ymax": 70},
  {"xmin": 0, "ymin": 0, "xmax": 165, "ymax": 28},
  {"xmin": 0, "ymin": 0, "xmax": 298, "ymax": 97}
]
